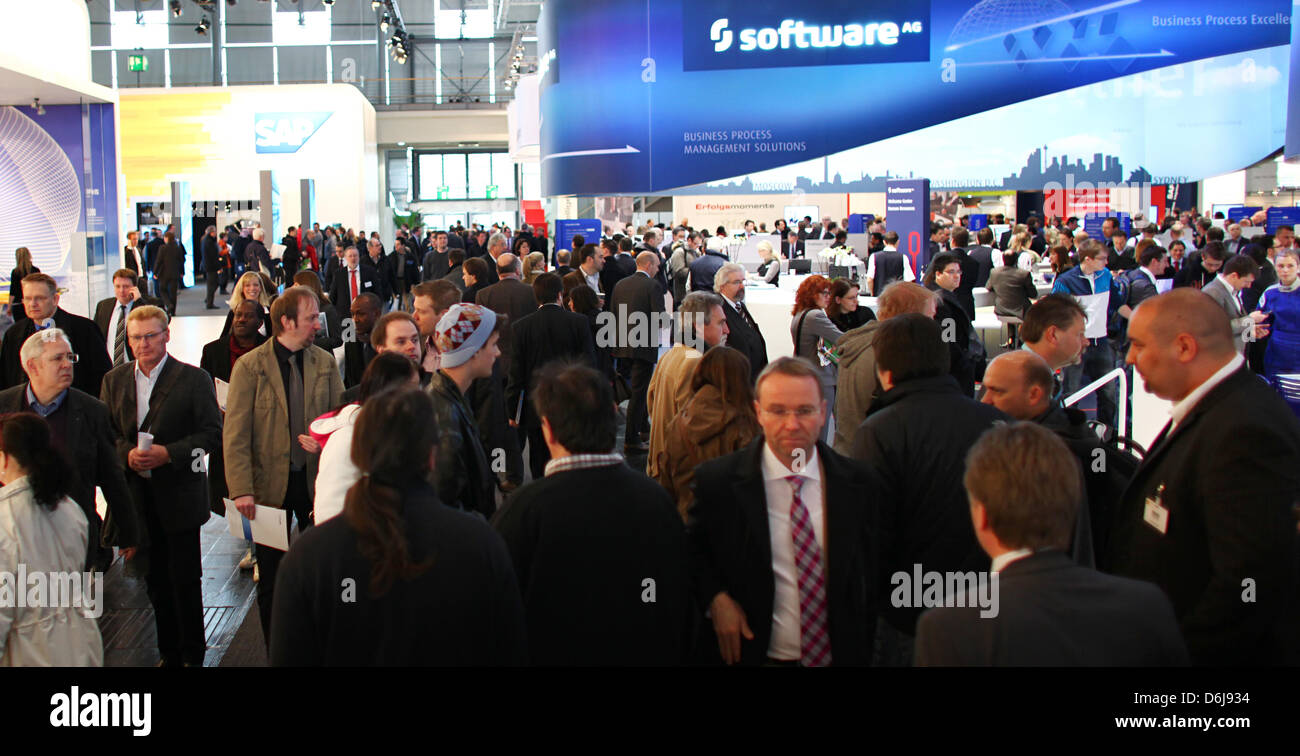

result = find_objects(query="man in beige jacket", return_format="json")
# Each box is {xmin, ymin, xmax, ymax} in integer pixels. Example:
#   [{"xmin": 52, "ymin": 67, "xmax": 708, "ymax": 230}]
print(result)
[
  {"xmin": 645, "ymin": 292, "xmax": 729, "ymax": 479},
  {"xmin": 224, "ymin": 286, "xmax": 344, "ymax": 643}
]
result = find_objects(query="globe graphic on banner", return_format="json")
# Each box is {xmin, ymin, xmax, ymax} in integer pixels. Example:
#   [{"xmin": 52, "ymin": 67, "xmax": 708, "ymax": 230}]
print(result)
[
  {"xmin": 947, "ymin": 0, "xmax": 1140, "ymax": 72},
  {"xmin": 0, "ymin": 106, "xmax": 80, "ymax": 275},
  {"xmin": 948, "ymin": 0, "xmax": 1077, "ymax": 47}
]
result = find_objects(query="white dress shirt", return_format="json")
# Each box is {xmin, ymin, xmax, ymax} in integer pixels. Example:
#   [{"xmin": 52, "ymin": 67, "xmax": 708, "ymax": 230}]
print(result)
[
  {"xmin": 990, "ymin": 548, "xmax": 1033, "ymax": 573},
  {"xmin": 865, "ymin": 246, "xmax": 915, "ymax": 283},
  {"xmin": 1168, "ymin": 352, "xmax": 1243, "ymax": 432},
  {"xmin": 134, "ymin": 353, "xmax": 169, "ymax": 429},
  {"xmin": 761, "ymin": 442, "xmax": 825, "ymax": 661},
  {"xmin": 105, "ymin": 298, "xmax": 133, "ymax": 358}
]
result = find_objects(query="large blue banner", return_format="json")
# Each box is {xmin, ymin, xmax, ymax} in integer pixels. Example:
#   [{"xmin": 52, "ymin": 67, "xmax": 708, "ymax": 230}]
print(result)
[
  {"xmin": 1288, "ymin": 0, "xmax": 1300, "ymax": 159},
  {"xmin": 554, "ymin": 219, "xmax": 604, "ymax": 256},
  {"xmin": 540, "ymin": 0, "xmax": 1293, "ymax": 196}
]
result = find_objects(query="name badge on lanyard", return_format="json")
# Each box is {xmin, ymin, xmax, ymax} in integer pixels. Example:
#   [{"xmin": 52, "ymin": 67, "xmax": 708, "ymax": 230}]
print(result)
[{"xmin": 1143, "ymin": 483, "xmax": 1169, "ymax": 535}]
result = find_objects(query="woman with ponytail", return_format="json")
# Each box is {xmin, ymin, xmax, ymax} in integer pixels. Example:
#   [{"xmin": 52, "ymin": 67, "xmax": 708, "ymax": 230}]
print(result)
[
  {"xmin": 0, "ymin": 413, "xmax": 103, "ymax": 666},
  {"xmin": 269, "ymin": 387, "xmax": 527, "ymax": 666}
]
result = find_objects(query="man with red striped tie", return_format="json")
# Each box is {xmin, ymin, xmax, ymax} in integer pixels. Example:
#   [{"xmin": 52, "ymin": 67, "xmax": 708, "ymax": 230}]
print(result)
[{"xmin": 688, "ymin": 356, "xmax": 882, "ymax": 666}]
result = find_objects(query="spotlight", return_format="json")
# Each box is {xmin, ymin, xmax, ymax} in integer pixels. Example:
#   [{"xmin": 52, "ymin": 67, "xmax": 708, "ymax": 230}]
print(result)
[
  {"xmin": 323, "ymin": 0, "xmax": 334, "ymax": 4},
  {"xmin": 371, "ymin": 1, "xmax": 381, "ymax": 9},
  {"xmin": 31, "ymin": 98, "xmax": 44, "ymax": 116},
  {"xmin": 380, "ymin": 12, "xmax": 390, "ymax": 32},
  {"xmin": 169, "ymin": 0, "xmax": 182, "ymax": 17},
  {"xmin": 196, "ymin": 17, "xmax": 211, "ymax": 35}
]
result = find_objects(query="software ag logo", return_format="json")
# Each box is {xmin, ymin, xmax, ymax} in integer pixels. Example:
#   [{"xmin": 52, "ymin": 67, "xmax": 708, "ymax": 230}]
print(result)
[
  {"xmin": 685, "ymin": 1, "xmax": 930, "ymax": 71},
  {"xmin": 254, "ymin": 112, "xmax": 334, "ymax": 154}
]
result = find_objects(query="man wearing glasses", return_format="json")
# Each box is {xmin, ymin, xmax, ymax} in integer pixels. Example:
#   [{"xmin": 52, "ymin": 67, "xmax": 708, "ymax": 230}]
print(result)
[
  {"xmin": 101, "ymin": 305, "xmax": 223, "ymax": 667},
  {"xmin": 688, "ymin": 357, "xmax": 881, "ymax": 667},
  {"xmin": 0, "ymin": 328, "xmax": 140, "ymax": 573},
  {"xmin": 0, "ymin": 273, "xmax": 113, "ymax": 396}
]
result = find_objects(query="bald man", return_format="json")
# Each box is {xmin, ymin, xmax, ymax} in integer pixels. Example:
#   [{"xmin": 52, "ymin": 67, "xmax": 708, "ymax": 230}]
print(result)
[
  {"xmin": 1109, "ymin": 289, "xmax": 1300, "ymax": 664},
  {"xmin": 609, "ymin": 250, "xmax": 666, "ymax": 453},
  {"xmin": 980, "ymin": 351, "xmax": 1132, "ymax": 565}
]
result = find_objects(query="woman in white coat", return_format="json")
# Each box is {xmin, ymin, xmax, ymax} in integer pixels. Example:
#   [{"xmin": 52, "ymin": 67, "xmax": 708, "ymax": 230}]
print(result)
[
  {"xmin": 310, "ymin": 353, "xmax": 420, "ymax": 524},
  {"xmin": 0, "ymin": 413, "xmax": 103, "ymax": 666}
]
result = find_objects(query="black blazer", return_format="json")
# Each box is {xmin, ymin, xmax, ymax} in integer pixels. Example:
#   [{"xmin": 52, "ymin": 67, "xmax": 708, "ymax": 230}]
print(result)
[
  {"xmin": 688, "ymin": 438, "xmax": 881, "ymax": 666},
  {"xmin": 599, "ymin": 254, "xmax": 637, "ymax": 308},
  {"xmin": 326, "ymin": 264, "xmax": 380, "ymax": 311},
  {"xmin": 608, "ymin": 272, "xmax": 664, "ymax": 363},
  {"xmin": 1107, "ymin": 366, "xmax": 1300, "ymax": 665},
  {"xmin": 341, "ymin": 340, "xmax": 376, "ymax": 389},
  {"xmin": 505, "ymin": 304, "xmax": 596, "ymax": 430},
  {"xmin": 0, "ymin": 385, "xmax": 140, "ymax": 553},
  {"xmin": 0, "ymin": 308, "xmax": 113, "ymax": 397},
  {"xmin": 8, "ymin": 266, "xmax": 36, "ymax": 322},
  {"xmin": 720, "ymin": 299, "xmax": 768, "ymax": 383},
  {"xmin": 967, "ymin": 245, "xmax": 995, "ymax": 287},
  {"xmin": 493, "ymin": 462, "xmax": 691, "ymax": 665},
  {"xmin": 950, "ymin": 247, "xmax": 979, "ymax": 321},
  {"xmin": 915, "ymin": 551, "xmax": 1188, "ymax": 666},
  {"xmin": 476, "ymin": 278, "xmax": 540, "ymax": 375},
  {"xmin": 153, "ymin": 242, "xmax": 184, "ymax": 282},
  {"xmin": 101, "ymin": 357, "xmax": 223, "ymax": 533},
  {"xmin": 93, "ymin": 295, "xmax": 164, "ymax": 363}
]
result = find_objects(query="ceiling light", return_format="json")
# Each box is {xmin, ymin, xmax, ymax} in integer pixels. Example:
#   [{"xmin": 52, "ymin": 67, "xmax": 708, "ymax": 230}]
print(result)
[
  {"xmin": 380, "ymin": 13, "xmax": 390, "ymax": 31},
  {"xmin": 169, "ymin": 1, "xmax": 182, "ymax": 17},
  {"xmin": 31, "ymin": 98, "xmax": 44, "ymax": 116},
  {"xmin": 371, "ymin": 1, "xmax": 382, "ymax": 9},
  {"xmin": 196, "ymin": 17, "xmax": 211, "ymax": 35}
]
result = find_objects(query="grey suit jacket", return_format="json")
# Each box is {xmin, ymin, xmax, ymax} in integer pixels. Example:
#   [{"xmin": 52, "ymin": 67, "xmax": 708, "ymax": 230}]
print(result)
[{"xmin": 1202, "ymin": 276, "xmax": 1251, "ymax": 351}]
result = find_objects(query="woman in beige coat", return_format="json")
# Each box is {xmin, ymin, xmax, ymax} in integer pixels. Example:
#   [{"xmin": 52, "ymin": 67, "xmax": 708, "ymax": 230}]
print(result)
[
  {"xmin": 0, "ymin": 413, "xmax": 103, "ymax": 666},
  {"xmin": 656, "ymin": 347, "xmax": 761, "ymax": 520}
]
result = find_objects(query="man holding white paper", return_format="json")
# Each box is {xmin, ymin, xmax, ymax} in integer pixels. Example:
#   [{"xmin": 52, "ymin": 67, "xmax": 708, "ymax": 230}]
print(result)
[
  {"xmin": 1052, "ymin": 241, "xmax": 1123, "ymax": 431},
  {"xmin": 101, "ymin": 305, "xmax": 223, "ymax": 667},
  {"xmin": 223, "ymin": 287, "xmax": 344, "ymax": 643}
]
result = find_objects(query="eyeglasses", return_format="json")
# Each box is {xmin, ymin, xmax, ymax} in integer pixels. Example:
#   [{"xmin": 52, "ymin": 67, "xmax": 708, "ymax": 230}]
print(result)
[
  {"xmin": 761, "ymin": 406, "xmax": 819, "ymax": 418},
  {"xmin": 127, "ymin": 330, "xmax": 166, "ymax": 344},
  {"xmin": 45, "ymin": 352, "xmax": 78, "ymax": 364}
]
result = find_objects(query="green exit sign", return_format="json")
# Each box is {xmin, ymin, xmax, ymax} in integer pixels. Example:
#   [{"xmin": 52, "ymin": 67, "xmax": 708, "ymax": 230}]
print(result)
[
  {"xmin": 437, "ymin": 186, "xmax": 450, "ymax": 200},
  {"xmin": 128, "ymin": 54, "xmax": 148, "ymax": 72},
  {"xmin": 485, "ymin": 185, "xmax": 498, "ymax": 199}
]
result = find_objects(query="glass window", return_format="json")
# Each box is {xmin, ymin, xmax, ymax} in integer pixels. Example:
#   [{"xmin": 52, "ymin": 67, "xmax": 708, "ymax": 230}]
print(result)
[
  {"xmin": 111, "ymin": 10, "xmax": 169, "ymax": 49},
  {"xmin": 467, "ymin": 153, "xmax": 492, "ymax": 199},
  {"xmin": 442, "ymin": 154, "xmax": 467, "ymax": 200},
  {"xmin": 435, "ymin": 7, "xmax": 494, "ymax": 39},
  {"xmin": 491, "ymin": 155, "xmax": 516, "ymax": 199},
  {"xmin": 418, "ymin": 154, "xmax": 444, "ymax": 200},
  {"xmin": 273, "ymin": 10, "xmax": 330, "ymax": 46}
]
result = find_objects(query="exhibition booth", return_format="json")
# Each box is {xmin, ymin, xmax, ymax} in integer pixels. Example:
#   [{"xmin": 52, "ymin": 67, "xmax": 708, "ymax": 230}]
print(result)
[{"xmin": 0, "ymin": 0, "xmax": 120, "ymax": 318}]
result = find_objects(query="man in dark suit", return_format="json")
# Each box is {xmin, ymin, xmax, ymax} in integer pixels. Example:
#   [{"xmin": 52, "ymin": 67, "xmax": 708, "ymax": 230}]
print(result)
[
  {"xmin": 1109, "ymin": 290, "xmax": 1300, "ymax": 665},
  {"xmin": 326, "ymin": 246, "xmax": 379, "ymax": 313},
  {"xmin": 967, "ymin": 227, "xmax": 997, "ymax": 287},
  {"xmin": 341, "ymin": 292, "xmax": 381, "ymax": 388},
  {"xmin": 364, "ymin": 238, "xmax": 394, "ymax": 306},
  {"xmin": 0, "ymin": 273, "xmax": 113, "ymax": 397},
  {"xmin": 947, "ymin": 227, "xmax": 979, "ymax": 321},
  {"xmin": 495, "ymin": 363, "xmax": 690, "ymax": 664},
  {"xmin": 143, "ymin": 229, "xmax": 164, "ymax": 294},
  {"xmin": 200, "ymin": 299, "xmax": 267, "ymax": 520},
  {"xmin": 713, "ymin": 262, "xmax": 768, "ymax": 383},
  {"xmin": 552, "ymin": 249, "xmax": 573, "ymax": 279},
  {"xmin": 94, "ymin": 268, "xmax": 163, "ymax": 368},
  {"xmin": 0, "ymin": 326, "xmax": 140, "ymax": 572},
  {"xmin": 1173, "ymin": 240, "xmax": 1224, "ymax": 290},
  {"xmin": 781, "ymin": 230, "xmax": 804, "ymax": 260},
  {"xmin": 915, "ymin": 422, "xmax": 1187, "ymax": 666},
  {"xmin": 609, "ymin": 252, "xmax": 665, "ymax": 454},
  {"xmin": 690, "ymin": 356, "xmax": 880, "ymax": 666},
  {"xmin": 440, "ymin": 247, "xmax": 467, "ymax": 294},
  {"xmin": 153, "ymin": 231, "xmax": 185, "ymax": 318},
  {"xmin": 475, "ymin": 252, "xmax": 538, "ymax": 487},
  {"xmin": 506, "ymin": 274, "xmax": 596, "ymax": 479},
  {"xmin": 202, "ymin": 225, "xmax": 222, "ymax": 309},
  {"xmin": 101, "ymin": 305, "xmax": 223, "ymax": 667},
  {"xmin": 601, "ymin": 238, "xmax": 638, "ymax": 307},
  {"xmin": 851, "ymin": 314, "xmax": 1006, "ymax": 663}
]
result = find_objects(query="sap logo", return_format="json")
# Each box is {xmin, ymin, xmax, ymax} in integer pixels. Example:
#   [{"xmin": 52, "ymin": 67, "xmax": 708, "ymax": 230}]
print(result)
[
  {"xmin": 711, "ymin": 18, "xmax": 733, "ymax": 52},
  {"xmin": 253, "ymin": 112, "xmax": 333, "ymax": 154}
]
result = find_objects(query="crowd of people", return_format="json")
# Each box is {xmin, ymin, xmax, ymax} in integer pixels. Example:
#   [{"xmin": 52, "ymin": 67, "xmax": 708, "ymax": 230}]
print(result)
[{"xmin": 0, "ymin": 205, "xmax": 1298, "ymax": 668}]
